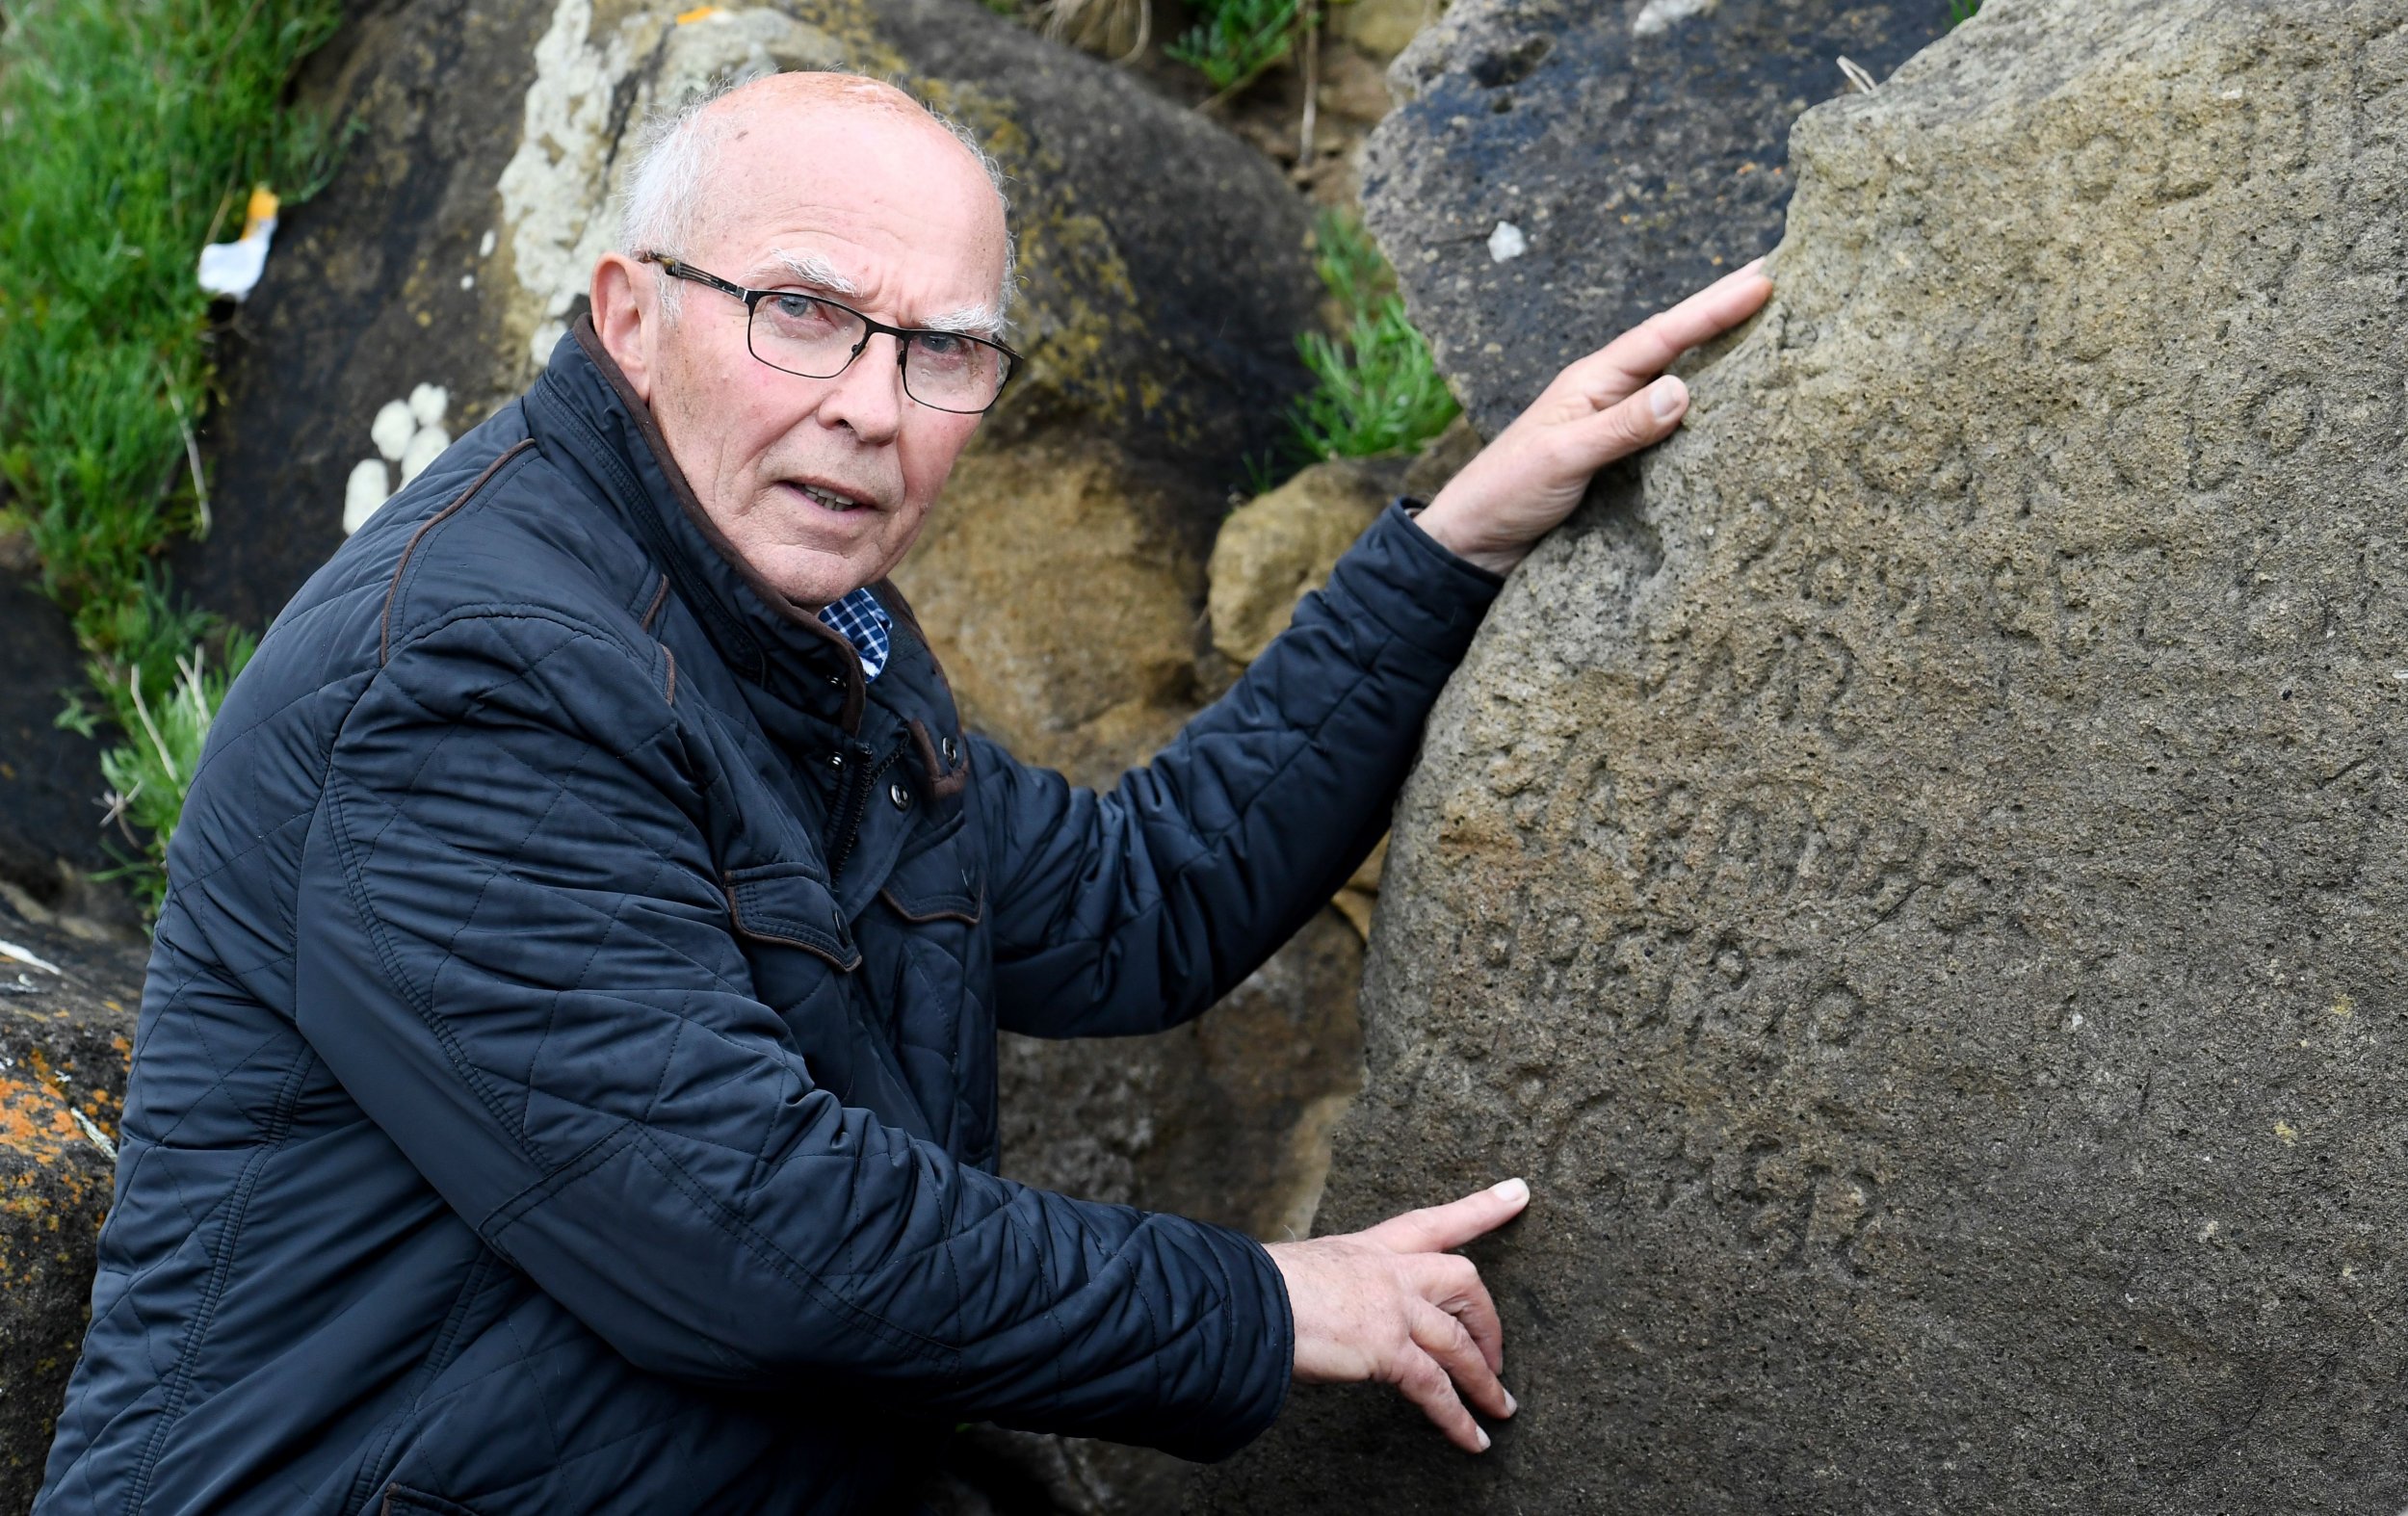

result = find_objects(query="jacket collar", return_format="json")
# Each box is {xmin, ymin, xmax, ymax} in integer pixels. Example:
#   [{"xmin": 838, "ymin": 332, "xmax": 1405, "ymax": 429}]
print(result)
[{"xmin": 524, "ymin": 314, "xmax": 877, "ymax": 730}]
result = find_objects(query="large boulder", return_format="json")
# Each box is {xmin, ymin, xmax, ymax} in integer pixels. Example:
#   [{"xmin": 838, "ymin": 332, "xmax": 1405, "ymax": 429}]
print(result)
[
  {"xmin": 1361, "ymin": 0, "xmax": 1947, "ymax": 440},
  {"xmin": 1198, "ymin": 1, "xmax": 2408, "ymax": 1510},
  {"xmin": 0, "ymin": 903, "xmax": 142, "ymax": 1510}
]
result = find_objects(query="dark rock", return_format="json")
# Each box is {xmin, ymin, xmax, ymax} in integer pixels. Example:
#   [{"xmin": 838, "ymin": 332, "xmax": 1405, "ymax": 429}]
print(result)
[
  {"xmin": 1197, "ymin": 0, "xmax": 2408, "ymax": 1510},
  {"xmin": 1361, "ymin": 0, "xmax": 1948, "ymax": 441},
  {"xmin": 0, "ymin": 568, "xmax": 118, "ymax": 908},
  {"xmin": 0, "ymin": 903, "xmax": 142, "ymax": 1510}
]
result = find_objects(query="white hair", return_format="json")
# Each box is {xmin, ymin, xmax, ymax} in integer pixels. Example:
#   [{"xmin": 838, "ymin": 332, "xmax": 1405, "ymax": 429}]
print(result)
[{"xmin": 615, "ymin": 72, "xmax": 1016, "ymax": 332}]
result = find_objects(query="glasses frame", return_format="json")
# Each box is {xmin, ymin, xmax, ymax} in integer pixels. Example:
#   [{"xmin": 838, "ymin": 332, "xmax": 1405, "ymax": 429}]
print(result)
[{"xmin": 636, "ymin": 251, "xmax": 1019, "ymax": 415}]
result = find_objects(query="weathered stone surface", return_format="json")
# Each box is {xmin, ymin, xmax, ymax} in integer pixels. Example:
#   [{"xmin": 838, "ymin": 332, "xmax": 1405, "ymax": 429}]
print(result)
[
  {"xmin": 1206, "ymin": 457, "xmax": 1399, "ymax": 667},
  {"xmin": 1199, "ymin": 1, "xmax": 2408, "ymax": 1510},
  {"xmin": 1361, "ymin": 0, "xmax": 1946, "ymax": 440},
  {"xmin": 0, "ymin": 903, "xmax": 141, "ymax": 1511},
  {"xmin": 893, "ymin": 437, "xmax": 1217, "ymax": 789}
]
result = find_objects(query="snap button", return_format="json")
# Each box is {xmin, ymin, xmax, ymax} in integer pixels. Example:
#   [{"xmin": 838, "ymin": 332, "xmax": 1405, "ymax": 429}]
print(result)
[
  {"xmin": 828, "ymin": 752, "xmax": 845, "ymax": 770},
  {"xmin": 888, "ymin": 780, "xmax": 911, "ymax": 810},
  {"xmin": 940, "ymin": 735, "xmax": 959, "ymax": 764}
]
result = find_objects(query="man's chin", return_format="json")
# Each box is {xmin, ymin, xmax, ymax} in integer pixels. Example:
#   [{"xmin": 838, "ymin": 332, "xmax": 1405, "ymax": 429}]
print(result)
[{"xmin": 746, "ymin": 541, "xmax": 881, "ymax": 613}]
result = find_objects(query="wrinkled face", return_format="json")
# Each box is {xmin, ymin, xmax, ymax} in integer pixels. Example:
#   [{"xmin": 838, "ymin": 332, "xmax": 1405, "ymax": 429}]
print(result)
[{"xmin": 612, "ymin": 94, "xmax": 1008, "ymax": 611}]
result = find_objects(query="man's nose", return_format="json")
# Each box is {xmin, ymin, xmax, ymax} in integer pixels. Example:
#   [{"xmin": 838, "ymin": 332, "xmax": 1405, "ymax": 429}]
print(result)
[{"xmin": 817, "ymin": 331, "xmax": 906, "ymax": 444}]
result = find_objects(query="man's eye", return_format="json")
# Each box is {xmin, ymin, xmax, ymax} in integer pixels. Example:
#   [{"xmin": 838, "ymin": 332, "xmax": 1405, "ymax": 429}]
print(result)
[
  {"xmin": 768, "ymin": 294, "xmax": 825, "ymax": 322},
  {"xmin": 913, "ymin": 332, "xmax": 968, "ymax": 360}
]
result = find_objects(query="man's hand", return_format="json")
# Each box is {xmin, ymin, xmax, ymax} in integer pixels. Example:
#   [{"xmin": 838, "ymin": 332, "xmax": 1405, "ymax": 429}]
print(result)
[
  {"xmin": 1267, "ymin": 1178, "xmax": 1531, "ymax": 1452},
  {"xmin": 1415, "ymin": 259, "xmax": 1775, "ymax": 577}
]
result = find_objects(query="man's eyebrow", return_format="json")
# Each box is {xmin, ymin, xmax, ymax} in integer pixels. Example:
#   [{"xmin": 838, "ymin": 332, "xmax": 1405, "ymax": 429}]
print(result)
[
  {"xmin": 917, "ymin": 301, "xmax": 1009, "ymax": 342},
  {"xmin": 764, "ymin": 248, "xmax": 861, "ymax": 297}
]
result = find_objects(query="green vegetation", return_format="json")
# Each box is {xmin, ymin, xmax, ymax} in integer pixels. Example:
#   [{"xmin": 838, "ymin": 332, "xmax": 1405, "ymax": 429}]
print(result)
[
  {"xmin": 0, "ymin": 0, "xmax": 344, "ymax": 909},
  {"xmin": 1166, "ymin": 0, "xmax": 1301, "ymax": 93},
  {"xmin": 1947, "ymin": 0, "xmax": 1981, "ymax": 23},
  {"xmin": 1288, "ymin": 210, "xmax": 1459, "ymax": 462}
]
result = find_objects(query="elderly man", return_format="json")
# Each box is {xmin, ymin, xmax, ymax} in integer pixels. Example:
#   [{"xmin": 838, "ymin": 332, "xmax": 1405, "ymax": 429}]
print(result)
[{"xmin": 38, "ymin": 72, "xmax": 1769, "ymax": 1514}]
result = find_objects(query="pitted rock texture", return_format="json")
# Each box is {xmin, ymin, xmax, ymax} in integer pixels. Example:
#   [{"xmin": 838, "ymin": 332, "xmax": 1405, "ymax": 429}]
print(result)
[
  {"xmin": 1199, "ymin": 2, "xmax": 2408, "ymax": 1510},
  {"xmin": 1362, "ymin": 0, "xmax": 1945, "ymax": 441},
  {"xmin": 0, "ymin": 905, "xmax": 141, "ymax": 1511}
]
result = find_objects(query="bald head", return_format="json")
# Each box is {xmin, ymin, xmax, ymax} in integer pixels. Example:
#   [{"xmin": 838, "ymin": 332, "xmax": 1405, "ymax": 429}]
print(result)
[{"xmin": 616, "ymin": 71, "xmax": 1014, "ymax": 326}]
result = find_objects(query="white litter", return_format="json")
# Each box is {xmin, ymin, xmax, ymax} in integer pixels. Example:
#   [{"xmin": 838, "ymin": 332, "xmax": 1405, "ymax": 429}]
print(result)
[
  {"xmin": 69, "ymin": 1106, "xmax": 118, "ymax": 1162},
  {"xmin": 0, "ymin": 939, "xmax": 63, "ymax": 976},
  {"xmin": 196, "ymin": 187, "xmax": 280, "ymax": 301},
  {"xmin": 371, "ymin": 400, "xmax": 417, "ymax": 462},
  {"xmin": 400, "ymin": 424, "xmax": 451, "ymax": 485},
  {"xmin": 1488, "ymin": 221, "xmax": 1529, "ymax": 263},
  {"xmin": 408, "ymin": 383, "xmax": 450, "ymax": 429},
  {"xmin": 343, "ymin": 458, "xmax": 392, "ymax": 535}
]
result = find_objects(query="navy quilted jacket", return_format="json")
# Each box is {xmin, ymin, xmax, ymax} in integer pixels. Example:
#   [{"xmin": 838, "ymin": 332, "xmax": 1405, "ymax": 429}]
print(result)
[{"xmin": 37, "ymin": 320, "xmax": 1502, "ymax": 1515}]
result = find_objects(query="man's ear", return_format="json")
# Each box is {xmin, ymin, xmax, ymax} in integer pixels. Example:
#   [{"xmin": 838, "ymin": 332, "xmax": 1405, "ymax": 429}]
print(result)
[{"xmin": 590, "ymin": 253, "xmax": 655, "ymax": 401}]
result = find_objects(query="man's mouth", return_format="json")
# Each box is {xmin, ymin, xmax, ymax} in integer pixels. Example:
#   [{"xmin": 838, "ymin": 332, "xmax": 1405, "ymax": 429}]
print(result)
[{"xmin": 792, "ymin": 481, "xmax": 874, "ymax": 514}]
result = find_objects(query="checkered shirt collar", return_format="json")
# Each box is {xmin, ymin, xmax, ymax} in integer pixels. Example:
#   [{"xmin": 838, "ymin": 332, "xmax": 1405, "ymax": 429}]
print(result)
[{"xmin": 816, "ymin": 586, "xmax": 894, "ymax": 682}]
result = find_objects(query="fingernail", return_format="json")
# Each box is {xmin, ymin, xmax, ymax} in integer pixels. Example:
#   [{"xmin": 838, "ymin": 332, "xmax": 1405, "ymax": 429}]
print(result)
[
  {"xmin": 1491, "ymin": 1177, "xmax": 1530, "ymax": 1205},
  {"xmin": 1741, "ymin": 255, "xmax": 1767, "ymax": 274},
  {"xmin": 1504, "ymin": 1390, "xmax": 1518, "ymax": 1416},
  {"xmin": 1650, "ymin": 376, "xmax": 1687, "ymax": 421},
  {"xmin": 1477, "ymin": 1427, "xmax": 1492, "ymax": 1451}
]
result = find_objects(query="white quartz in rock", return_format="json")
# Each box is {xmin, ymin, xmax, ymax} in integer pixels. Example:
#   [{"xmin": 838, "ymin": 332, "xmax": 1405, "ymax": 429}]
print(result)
[
  {"xmin": 343, "ymin": 458, "xmax": 391, "ymax": 535},
  {"xmin": 370, "ymin": 399, "xmax": 416, "ymax": 461},
  {"xmin": 1487, "ymin": 221, "xmax": 1530, "ymax": 262}
]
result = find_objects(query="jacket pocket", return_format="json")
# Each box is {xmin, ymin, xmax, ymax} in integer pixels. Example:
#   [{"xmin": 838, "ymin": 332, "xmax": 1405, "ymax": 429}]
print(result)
[
  {"xmin": 879, "ymin": 839, "xmax": 982, "ymax": 927},
  {"xmin": 723, "ymin": 859, "xmax": 860, "ymax": 971}
]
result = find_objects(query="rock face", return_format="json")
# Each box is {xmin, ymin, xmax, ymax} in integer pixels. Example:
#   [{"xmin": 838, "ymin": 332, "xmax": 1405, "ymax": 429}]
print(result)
[
  {"xmin": 1361, "ymin": 0, "xmax": 1947, "ymax": 440},
  {"xmin": 0, "ymin": 906, "xmax": 141, "ymax": 1511},
  {"xmin": 1198, "ymin": 1, "xmax": 2408, "ymax": 1510}
]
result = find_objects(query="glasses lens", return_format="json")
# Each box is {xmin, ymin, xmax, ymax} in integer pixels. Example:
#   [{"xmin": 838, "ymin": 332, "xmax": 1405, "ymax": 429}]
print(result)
[
  {"xmin": 903, "ymin": 333, "xmax": 1008, "ymax": 413},
  {"xmin": 749, "ymin": 293, "xmax": 866, "ymax": 379}
]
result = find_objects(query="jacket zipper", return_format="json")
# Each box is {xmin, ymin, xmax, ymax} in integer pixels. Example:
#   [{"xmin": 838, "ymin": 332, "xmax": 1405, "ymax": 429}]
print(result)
[{"xmin": 827, "ymin": 738, "xmax": 907, "ymax": 880}]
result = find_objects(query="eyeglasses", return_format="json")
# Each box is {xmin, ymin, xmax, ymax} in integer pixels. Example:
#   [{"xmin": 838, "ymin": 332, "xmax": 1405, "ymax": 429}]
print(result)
[{"xmin": 637, "ymin": 252, "xmax": 1018, "ymax": 415}]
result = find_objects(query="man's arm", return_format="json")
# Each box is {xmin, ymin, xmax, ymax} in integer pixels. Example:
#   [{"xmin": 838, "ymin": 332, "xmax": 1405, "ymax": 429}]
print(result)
[
  {"xmin": 979, "ymin": 500, "xmax": 1502, "ymax": 1039},
  {"xmin": 295, "ymin": 608, "xmax": 1289, "ymax": 1457}
]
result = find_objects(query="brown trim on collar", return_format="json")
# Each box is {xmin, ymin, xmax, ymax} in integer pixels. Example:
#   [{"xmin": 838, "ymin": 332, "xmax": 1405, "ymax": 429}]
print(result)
[{"xmin": 570, "ymin": 313, "xmax": 866, "ymax": 732}]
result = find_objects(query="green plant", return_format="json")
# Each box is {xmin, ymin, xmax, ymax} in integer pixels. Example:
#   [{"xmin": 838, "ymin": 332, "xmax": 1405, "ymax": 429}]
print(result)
[
  {"xmin": 1947, "ymin": 0, "xmax": 1981, "ymax": 23},
  {"xmin": 66, "ymin": 629, "xmax": 256, "ymax": 912},
  {"xmin": 1287, "ymin": 210, "xmax": 1460, "ymax": 462},
  {"xmin": 1165, "ymin": 0, "xmax": 1300, "ymax": 92},
  {"xmin": 1, "ymin": 0, "xmax": 345, "ymax": 910}
]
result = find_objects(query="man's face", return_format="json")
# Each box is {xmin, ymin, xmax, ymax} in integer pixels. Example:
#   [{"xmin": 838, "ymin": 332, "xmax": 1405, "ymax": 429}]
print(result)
[{"xmin": 608, "ymin": 94, "xmax": 1008, "ymax": 611}]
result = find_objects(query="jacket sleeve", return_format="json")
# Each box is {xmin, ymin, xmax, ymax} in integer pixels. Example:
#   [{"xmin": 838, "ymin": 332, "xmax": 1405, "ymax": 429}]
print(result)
[
  {"xmin": 983, "ymin": 503, "xmax": 1504, "ymax": 1039},
  {"xmin": 293, "ymin": 605, "xmax": 1290, "ymax": 1459}
]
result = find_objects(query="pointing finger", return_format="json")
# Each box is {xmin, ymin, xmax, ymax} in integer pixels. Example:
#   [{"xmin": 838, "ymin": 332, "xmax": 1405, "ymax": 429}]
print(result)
[
  {"xmin": 1564, "ymin": 260, "xmax": 1772, "ymax": 402},
  {"xmin": 1361, "ymin": 1178, "xmax": 1531, "ymax": 1256}
]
